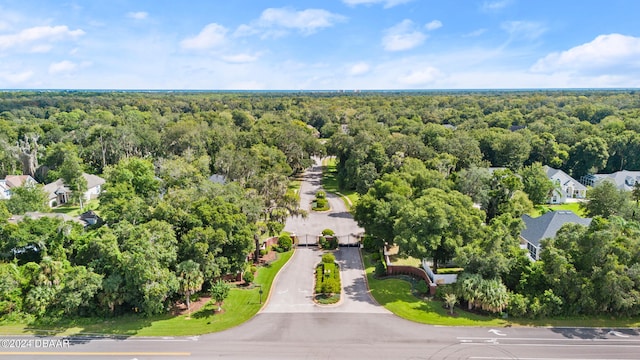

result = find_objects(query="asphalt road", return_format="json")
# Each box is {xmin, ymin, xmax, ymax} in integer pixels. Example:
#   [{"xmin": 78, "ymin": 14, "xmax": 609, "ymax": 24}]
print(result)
[
  {"xmin": 5, "ymin": 158, "xmax": 640, "ymax": 359},
  {"xmin": 283, "ymin": 157, "xmax": 364, "ymax": 245}
]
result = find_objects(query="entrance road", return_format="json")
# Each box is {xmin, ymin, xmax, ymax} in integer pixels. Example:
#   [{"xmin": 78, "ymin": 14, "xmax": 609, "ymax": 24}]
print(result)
[{"xmin": 6, "ymin": 159, "xmax": 640, "ymax": 359}]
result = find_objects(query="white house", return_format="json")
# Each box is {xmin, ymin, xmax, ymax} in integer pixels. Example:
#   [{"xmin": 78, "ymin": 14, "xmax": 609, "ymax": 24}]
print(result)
[
  {"xmin": 544, "ymin": 166, "xmax": 587, "ymax": 204},
  {"xmin": 44, "ymin": 173, "xmax": 105, "ymax": 207},
  {"xmin": 0, "ymin": 175, "xmax": 38, "ymax": 200},
  {"xmin": 581, "ymin": 170, "xmax": 640, "ymax": 192}
]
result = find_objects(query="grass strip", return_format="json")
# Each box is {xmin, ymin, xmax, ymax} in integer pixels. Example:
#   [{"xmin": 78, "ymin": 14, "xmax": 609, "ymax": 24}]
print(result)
[{"xmin": 0, "ymin": 251, "xmax": 293, "ymax": 337}]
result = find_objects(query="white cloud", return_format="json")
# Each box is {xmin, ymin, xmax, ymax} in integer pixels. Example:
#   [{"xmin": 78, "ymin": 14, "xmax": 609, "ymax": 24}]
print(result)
[
  {"xmin": 237, "ymin": 8, "xmax": 346, "ymax": 37},
  {"xmin": 398, "ymin": 67, "xmax": 444, "ymax": 85},
  {"xmin": 49, "ymin": 60, "xmax": 77, "ymax": 74},
  {"xmin": 382, "ymin": 20, "xmax": 426, "ymax": 52},
  {"xmin": 464, "ymin": 29, "xmax": 487, "ymax": 37},
  {"xmin": 501, "ymin": 21, "xmax": 547, "ymax": 40},
  {"xmin": 481, "ymin": 0, "xmax": 512, "ymax": 12},
  {"xmin": 0, "ymin": 25, "xmax": 85, "ymax": 51},
  {"xmin": 0, "ymin": 70, "xmax": 34, "ymax": 85},
  {"xmin": 342, "ymin": 0, "xmax": 413, "ymax": 8},
  {"xmin": 180, "ymin": 23, "xmax": 228, "ymax": 50},
  {"xmin": 221, "ymin": 53, "xmax": 260, "ymax": 63},
  {"xmin": 348, "ymin": 62, "xmax": 371, "ymax": 76},
  {"xmin": 531, "ymin": 34, "xmax": 640, "ymax": 74},
  {"xmin": 425, "ymin": 20, "xmax": 442, "ymax": 31},
  {"xmin": 127, "ymin": 11, "xmax": 148, "ymax": 20}
]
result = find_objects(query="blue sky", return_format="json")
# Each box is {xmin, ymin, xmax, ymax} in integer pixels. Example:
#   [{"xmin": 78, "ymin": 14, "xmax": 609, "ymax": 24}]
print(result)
[{"xmin": 1, "ymin": 0, "xmax": 639, "ymax": 89}]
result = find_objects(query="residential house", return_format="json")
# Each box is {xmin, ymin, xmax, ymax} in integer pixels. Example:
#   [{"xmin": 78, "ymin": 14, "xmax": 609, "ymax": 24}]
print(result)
[
  {"xmin": 544, "ymin": 166, "xmax": 587, "ymax": 204},
  {"xmin": 0, "ymin": 175, "xmax": 38, "ymax": 200},
  {"xmin": 0, "ymin": 182, "xmax": 9, "ymax": 200},
  {"xmin": 520, "ymin": 210, "xmax": 592, "ymax": 260},
  {"xmin": 581, "ymin": 170, "xmax": 640, "ymax": 192},
  {"xmin": 8, "ymin": 211, "xmax": 84, "ymax": 225},
  {"xmin": 43, "ymin": 173, "xmax": 105, "ymax": 207},
  {"xmin": 8, "ymin": 210, "xmax": 100, "ymax": 227}
]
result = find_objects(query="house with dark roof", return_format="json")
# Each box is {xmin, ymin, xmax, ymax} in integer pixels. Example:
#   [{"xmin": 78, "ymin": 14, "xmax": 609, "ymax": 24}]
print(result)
[
  {"xmin": 544, "ymin": 166, "xmax": 587, "ymax": 204},
  {"xmin": 520, "ymin": 210, "xmax": 592, "ymax": 260},
  {"xmin": 43, "ymin": 173, "xmax": 105, "ymax": 207},
  {"xmin": 581, "ymin": 170, "xmax": 640, "ymax": 192}
]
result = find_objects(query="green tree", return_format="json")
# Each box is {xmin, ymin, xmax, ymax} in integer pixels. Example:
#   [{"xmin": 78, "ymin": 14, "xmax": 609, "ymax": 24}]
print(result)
[
  {"xmin": 210, "ymin": 280, "xmax": 230, "ymax": 312},
  {"xmin": 394, "ymin": 188, "xmax": 484, "ymax": 270},
  {"xmin": 57, "ymin": 266, "xmax": 103, "ymax": 316},
  {"xmin": 176, "ymin": 260, "xmax": 204, "ymax": 313},
  {"xmin": 580, "ymin": 181, "xmax": 630, "ymax": 218},
  {"xmin": 353, "ymin": 173, "xmax": 412, "ymax": 247},
  {"xmin": 5, "ymin": 184, "xmax": 48, "ymax": 214},
  {"xmin": 519, "ymin": 163, "xmax": 554, "ymax": 205},
  {"xmin": 568, "ymin": 136, "xmax": 609, "ymax": 177},
  {"xmin": 483, "ymin": 169, "xmax": 524, "ymax": 221},
  {"xmin": 57, "ymin": 151, "xmax": 88, "ymax": 209}
]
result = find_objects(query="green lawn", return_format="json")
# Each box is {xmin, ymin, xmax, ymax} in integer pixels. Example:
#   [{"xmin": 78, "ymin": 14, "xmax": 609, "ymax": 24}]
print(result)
[
  {"xmin": 363, "ymin": 253, "xmax": 640, "ymax": 328},
  {"xmin": 530, "ymin": 202, "xmax": 586, "ymax": 217},
  {"xmin": 364, "ymin": 254, "xmax": 506, "ymax": 326},
  {"xmin": 0, "ymin": 251, "xmax": 293, "ymax": 337},
  {"xmin": 52, "ymin": 199, "xmax": 100, "ymax": 217},
  {"xmin": 321, "ymin": 157, "xmax": 359, "ymax": 209}
]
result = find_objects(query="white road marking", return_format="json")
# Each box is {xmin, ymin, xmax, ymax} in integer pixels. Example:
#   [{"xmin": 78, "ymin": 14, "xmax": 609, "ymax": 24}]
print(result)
[
  {"xmin": 488, "ymin": 329, "xmax": 507, "ymax": 336},
  {"xmin": 609, "ymin": 330, "xmax": 630, "ymax": 338}
]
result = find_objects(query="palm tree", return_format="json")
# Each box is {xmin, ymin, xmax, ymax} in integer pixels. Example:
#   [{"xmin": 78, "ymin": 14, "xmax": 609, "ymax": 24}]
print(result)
[
  {"xmin": 176, "ymin": 260, "xmax": 204, "ymax": 315},
  {"xmin": 457, "ymin": 273, "xmax": 482, "ymax": 310},
  {"xmin": 444, "ymin": 293, "xmax": 458, "ymax": 315}
]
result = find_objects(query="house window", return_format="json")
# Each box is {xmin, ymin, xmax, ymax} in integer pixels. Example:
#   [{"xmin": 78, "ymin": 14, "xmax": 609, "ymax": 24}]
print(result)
[{"xmin": 527, "ymin": 243, "xmax": 538, "ymax": 260}]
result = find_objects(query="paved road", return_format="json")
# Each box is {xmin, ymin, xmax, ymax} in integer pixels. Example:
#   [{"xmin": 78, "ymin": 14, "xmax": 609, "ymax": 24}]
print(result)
[
  {"xmin": 283, "ymin": 157, "xmax": 363, "ymax": 245},
  {"xmin": 6, "ymin": 160, "xmax": 640, "ymax": 359},
  {"xmin": 261, "ymin": 247, "xmax": 389, "ymax": 314}
]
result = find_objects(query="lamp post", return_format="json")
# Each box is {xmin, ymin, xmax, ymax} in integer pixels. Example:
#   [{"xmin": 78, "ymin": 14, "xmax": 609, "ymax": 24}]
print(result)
[{"xmin": 257, "ymin": 285, "xmax": 263, "ymax": 304}]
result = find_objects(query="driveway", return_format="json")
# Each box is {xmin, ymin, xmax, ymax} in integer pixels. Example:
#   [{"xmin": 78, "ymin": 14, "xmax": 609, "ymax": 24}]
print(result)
[
  {"xmin": 283, "ymin": 157, "xmax": 363, "ymax": 244},
  {"xmin": 261, "ymin": 247, "xmax": 389, "ymax": 314},
  {"xmin": 6, "ymin": 159, "xmax": 640, "ymax": 359}
]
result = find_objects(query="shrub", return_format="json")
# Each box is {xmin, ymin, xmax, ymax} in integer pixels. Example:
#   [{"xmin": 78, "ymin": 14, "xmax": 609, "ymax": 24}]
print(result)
[
  {"xmin": 319, "ymin": 236, "xmax": 337, "ymax": 250},
  {"xmin": 277, "ymin": 234, "xmax": 293, "ymax": 252},
  {"xmin": 507, "ymin": 292, "xmax": 529, "ymax": 318},
  {"xmin": 243, "ymin": 271, "xmax": 254, "ymax": 284},
  {"xmin": 374, "ymin": 261, "xmax": 387, "ymax": 278},
  {"xmin": 322, "ymin": 228, "xmax": 335, "ymax": 236},
  {"xmin": 314, "ymin": 198, "xmax": 328, "ymax": 210},
  {"xmin": 321, "ymin": 253, "xmax": 336, "ymax": 264},
  {"xmin": 315, "ymin": 190, "xmax": 326, "ymax": 199},
  {"xmin": 436, "ymin": 268, "xmax": 464, "ymax": 275},
  {"xmin": 362, "ymin": 234, "xmax": 383, "ymax": 253},
  {"xmin": 320, "ymin": 277, "xmax": 340, "ymax": 294}
]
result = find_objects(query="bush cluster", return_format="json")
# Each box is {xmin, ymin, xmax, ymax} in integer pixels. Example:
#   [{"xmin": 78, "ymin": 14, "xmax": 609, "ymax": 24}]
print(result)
[
  {"xmin": 312, "ymin": 191, "xmax": 329, "ymax": 211},
  {"xmin": 277, "ymin": 233, "xmax": 293, "ymax": 252},
  {"xmin": 321, "ymin": 228, "xmax": 335, "ymax": 236},
  {"xmin": 321, "ymin": 253, "xmax": 336, "ymax": 264},
  {"xmin": 319, "ymin": 236, "xmax": 338, "ymax": 250},
  {"xmin": 315, "ymin": 260, "xmax": 341, "ymax": 295},
  {"xmin": 374, "ymin": 261, "xmax": 387, "ymax": 278}
]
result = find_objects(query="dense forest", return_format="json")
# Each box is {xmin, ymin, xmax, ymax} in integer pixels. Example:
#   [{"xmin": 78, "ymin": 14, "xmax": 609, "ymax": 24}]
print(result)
[{"xmin": 1, "ymin": 90, "xmax": 640, "ymax": 320}]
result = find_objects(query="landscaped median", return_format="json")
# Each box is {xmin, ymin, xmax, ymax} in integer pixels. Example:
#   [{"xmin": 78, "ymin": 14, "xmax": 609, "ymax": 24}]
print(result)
[{"xmin": 0, "ymin": 251, "xmax": 293, "ymax": 337}]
